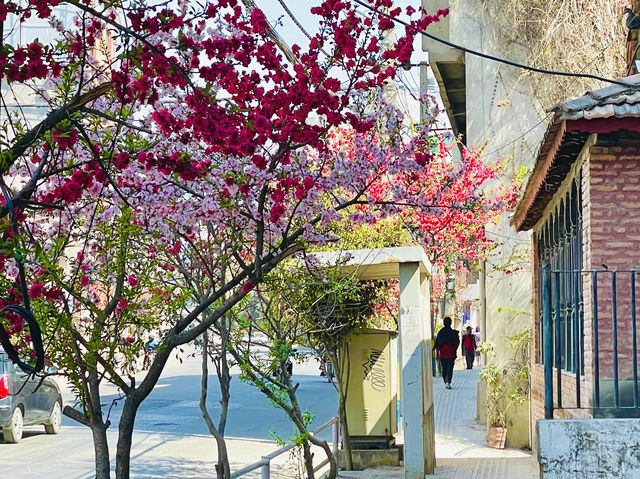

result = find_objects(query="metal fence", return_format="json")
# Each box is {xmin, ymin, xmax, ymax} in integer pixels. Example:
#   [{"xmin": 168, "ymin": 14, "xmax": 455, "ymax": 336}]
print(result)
[
  {"xmin": 542, "ymin": 264, "xmax": 640, "ymax": 419},
  {"xmin": 231, "ymin": 417, "xmax": 339, "ymax": 479}
]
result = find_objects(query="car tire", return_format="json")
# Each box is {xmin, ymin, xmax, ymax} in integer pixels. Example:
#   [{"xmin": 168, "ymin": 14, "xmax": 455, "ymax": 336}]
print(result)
[
  {"xmin": 3, "ymin": 407, "xmax": 23, "ymax": 443},
  {"xmin": 45, "ymin": 401, "xmax": 62, "ymax": 434}
]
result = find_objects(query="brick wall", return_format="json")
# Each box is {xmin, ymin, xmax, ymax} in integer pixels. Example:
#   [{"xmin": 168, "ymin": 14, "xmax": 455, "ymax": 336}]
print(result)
[
  {"xmin": 588, "ymin": 145, "xmax": 640, "ymax": 384},
  {"xmin": 531, "ymin": 142, "xmax": 640, "ymax": 444}
]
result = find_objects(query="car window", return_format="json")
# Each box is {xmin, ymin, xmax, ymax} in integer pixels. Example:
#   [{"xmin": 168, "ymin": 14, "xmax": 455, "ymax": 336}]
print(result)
[
  {"xmin": 0, "ymin": 351, "xmax": 18, "ymax": 375},
  {"xmin": 4, "ymin": 359, "xmax": 15, "ymax": 374}
]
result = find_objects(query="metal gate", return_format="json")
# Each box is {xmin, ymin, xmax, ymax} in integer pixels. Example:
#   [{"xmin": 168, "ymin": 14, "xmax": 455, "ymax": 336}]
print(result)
[{"xmin": 542, "ymin": 264, "xmax": 640, "ymax": 418}]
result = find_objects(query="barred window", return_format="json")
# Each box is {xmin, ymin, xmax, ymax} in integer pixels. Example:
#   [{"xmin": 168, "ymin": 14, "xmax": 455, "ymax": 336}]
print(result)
[{"xmin": 536, "ymin": 174, "xmax": 584, "ymax": 376}]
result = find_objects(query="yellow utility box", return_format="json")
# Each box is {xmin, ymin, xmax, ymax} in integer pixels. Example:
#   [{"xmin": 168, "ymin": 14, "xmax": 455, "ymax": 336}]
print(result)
[{"xmin": 343, "ymin": 328, "xmax": 397, "ymax": 444}]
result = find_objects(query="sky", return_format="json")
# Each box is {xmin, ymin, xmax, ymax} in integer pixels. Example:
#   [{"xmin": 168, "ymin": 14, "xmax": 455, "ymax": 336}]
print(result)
[
  {"xmin": 254, "ymin": 0, "xmax": 452, "ymax": 130},
  {"xmin": 257, "ymin": 0, "xmax": 429, "ymax": 93}
]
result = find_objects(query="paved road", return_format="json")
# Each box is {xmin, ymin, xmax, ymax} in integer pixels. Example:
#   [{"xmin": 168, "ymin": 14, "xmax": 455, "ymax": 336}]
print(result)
[{"xmin": 2, "ymin": 346, "xmax": 338, "ymax": 478}]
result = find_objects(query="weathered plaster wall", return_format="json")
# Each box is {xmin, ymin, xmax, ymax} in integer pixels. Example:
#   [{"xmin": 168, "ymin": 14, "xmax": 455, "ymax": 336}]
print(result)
[
  {"xmin": 449, "ymin": 0, "xmax": 547, "ymax": 449},
  {"xmin": 538, "ymin": 418, "xmax": 640, "ymax": 478},
  {"xmin": 422, "ymin": 0, "xmax": 555, "ymax": 449}
]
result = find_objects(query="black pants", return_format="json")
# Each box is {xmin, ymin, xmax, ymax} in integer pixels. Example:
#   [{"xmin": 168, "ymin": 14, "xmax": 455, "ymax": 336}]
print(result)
[
  {"xmin": 441, "ymin": 358, "xmax": 454, "ymax": 384},
  {"xmin": 465, "ymin": 351, "xmax": 475, "ymax": 369}
]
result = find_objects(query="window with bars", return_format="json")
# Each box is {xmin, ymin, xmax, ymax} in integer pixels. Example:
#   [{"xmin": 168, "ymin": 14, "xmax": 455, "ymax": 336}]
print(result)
[{"xmin": 536, "ymin": 175, "xmax": 584, "ymax": 376}]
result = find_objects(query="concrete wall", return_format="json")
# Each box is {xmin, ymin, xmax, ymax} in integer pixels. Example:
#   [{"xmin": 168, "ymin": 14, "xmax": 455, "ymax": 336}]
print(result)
[
  {"xmin": 538, "ymin": 418, "xmax": 640, "ymax": 478},
  {"xmin": 422, "ymin": 0, "xmax": 549, "ymax": 449}
]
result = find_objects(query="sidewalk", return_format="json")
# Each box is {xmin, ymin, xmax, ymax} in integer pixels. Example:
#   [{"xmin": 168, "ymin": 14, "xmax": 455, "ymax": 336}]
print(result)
[{"xmin": 339, "ymin": 368, "xmax": 539, "ymax": 478}]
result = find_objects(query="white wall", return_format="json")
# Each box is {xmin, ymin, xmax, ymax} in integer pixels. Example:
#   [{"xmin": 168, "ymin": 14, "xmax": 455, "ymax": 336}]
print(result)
[{"xmin": 423, "ymin": 0, "xmax": 552, "ymax": 448}]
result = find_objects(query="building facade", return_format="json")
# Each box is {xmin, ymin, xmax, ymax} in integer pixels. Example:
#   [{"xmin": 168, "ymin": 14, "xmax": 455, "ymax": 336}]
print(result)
[
  {"xmin": 513, "ymin": 76, "xmax": 640, "ymax": 445},
  {"xmin": 421, "ymin": 0, "xmax": 548, "ymax": 448}
]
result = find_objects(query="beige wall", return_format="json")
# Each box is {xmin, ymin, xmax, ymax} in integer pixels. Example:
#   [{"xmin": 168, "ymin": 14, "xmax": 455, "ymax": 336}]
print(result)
[{"xmin": 422, "ymin": 0, "xmax": 551, "ymax": 449}]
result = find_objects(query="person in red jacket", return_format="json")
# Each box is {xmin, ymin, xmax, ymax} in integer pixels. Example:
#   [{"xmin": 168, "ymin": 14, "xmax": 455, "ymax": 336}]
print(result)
[
  {"xmin": 433, "ymin": 316, "xmax": 460, "ymax": 389},
  {"xmin": 462, "ymin": 326, "xmax": 477, "ymax": 369}
]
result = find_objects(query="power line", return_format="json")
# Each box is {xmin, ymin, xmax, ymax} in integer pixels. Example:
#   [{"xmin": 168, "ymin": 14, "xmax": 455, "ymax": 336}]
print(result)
[
  {"xmin": 482, "ymin": 113, "xmax": 552, "ymax": 158},
  {"xmin": 275, "ymin": 0, "xmax": 312, "ymax": 40},
  {"xmin": 351, "ymin": 0, "xmax": 639, "ymax": 88}
]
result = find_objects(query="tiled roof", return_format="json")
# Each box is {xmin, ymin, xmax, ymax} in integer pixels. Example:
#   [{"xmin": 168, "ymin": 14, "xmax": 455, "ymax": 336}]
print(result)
[
  {"xmin": 551, "ymin": 73, "xmax": 640, "ymax": 120},
  {"xmin": 512, "ymin": 75, "xmax": 640, "ymax": 232}
]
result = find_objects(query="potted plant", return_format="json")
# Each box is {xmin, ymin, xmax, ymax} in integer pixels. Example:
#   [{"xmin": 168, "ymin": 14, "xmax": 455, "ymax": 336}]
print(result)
[{"xmin": 479, "ymin": 329, "xmax": 530, "ymax": 449}]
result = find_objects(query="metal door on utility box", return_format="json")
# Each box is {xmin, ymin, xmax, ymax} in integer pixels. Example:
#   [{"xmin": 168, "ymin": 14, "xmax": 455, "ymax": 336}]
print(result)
[{"xmin": 344, "ymin": 329, "xmax": 397, "ymax": 438}]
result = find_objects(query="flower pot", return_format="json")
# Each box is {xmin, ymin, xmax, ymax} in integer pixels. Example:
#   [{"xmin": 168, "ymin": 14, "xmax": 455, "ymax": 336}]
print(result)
[{"xmin": 488, "ymin": 426, "xmax": 506, "ymax": 449}]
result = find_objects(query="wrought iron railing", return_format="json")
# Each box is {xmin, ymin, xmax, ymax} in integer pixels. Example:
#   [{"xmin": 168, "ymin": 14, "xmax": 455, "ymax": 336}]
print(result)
[{"xmin": 542, "ymin": 264, "xmax": 640, "ymax": 419}]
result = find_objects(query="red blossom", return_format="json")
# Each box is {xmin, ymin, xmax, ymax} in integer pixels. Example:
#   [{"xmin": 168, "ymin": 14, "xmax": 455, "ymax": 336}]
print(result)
[
  {"xmin": 28, "ymin": 282, "xmax": 43, "ymax": 299},
  {"xmin": 168, "ymin": 242, "xmax": 181, "ymax": 254},
  {"xmin": 241, "ymin": 281, "xmax": 255, "ymax": 294}
]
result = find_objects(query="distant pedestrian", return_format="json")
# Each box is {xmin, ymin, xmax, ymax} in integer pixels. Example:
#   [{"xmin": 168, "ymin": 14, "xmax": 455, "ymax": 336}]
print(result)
[
  {"xmin": 145, "ymin": 336, "xmax": 157, "ymax": 351},
  {"xmin": 474, "ymin": 326, "xmax": 481, "ymax": 361},
  {"xmin": 462, "ymin": 326, "xmax": 476, "ymax": 369},
  {"xmin": 433, "ymin": 316, "xmax": 459, "ymax": 389}
]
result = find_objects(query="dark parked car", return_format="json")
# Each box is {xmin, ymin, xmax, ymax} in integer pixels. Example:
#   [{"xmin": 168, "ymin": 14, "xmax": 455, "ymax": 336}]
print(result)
[{"xmin": 0, "ymin": 349, "xmax": 62, "ymax": 442}]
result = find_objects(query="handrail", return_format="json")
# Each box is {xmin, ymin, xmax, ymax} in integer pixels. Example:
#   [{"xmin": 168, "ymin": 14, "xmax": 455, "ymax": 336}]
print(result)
[{"xmin": 231, "ymin": 416, "xmax": 339, "ymax": 479}]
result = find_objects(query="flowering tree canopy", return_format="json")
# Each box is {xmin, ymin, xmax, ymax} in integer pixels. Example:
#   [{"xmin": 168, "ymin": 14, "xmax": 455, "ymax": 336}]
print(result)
[{"xmin": 0, "ymin": 0, "xmax": 516, "ymax": 478}]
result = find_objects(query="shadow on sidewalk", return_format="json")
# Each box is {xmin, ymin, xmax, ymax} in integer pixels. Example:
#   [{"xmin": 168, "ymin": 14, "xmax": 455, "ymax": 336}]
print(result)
[
  {"xmin": 339, "ymin": 368, "xmax": 539, "ymax": 478},
  {"xmin": 432, "ymin": 368, "xmax": 538, "ymax": 478}
]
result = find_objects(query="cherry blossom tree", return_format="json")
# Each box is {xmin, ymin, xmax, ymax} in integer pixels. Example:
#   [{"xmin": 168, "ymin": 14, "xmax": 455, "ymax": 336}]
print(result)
[{"xmin": 0, "ymin": 1, "xmax": 463, "ymax": 478}]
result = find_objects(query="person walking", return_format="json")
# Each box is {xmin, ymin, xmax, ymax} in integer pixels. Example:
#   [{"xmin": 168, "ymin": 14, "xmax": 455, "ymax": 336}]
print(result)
[
  {"xmin": 462, "ymin": 326, "xmax": 476, "ymax": 369},
  {"xmin": 433, "ymin": 316, "xmax": 459, "ymax": 389}
]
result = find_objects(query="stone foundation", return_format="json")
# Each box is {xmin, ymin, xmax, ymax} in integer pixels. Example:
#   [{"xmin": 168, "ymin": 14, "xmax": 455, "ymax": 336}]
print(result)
[{"xmin": 337, "ymin": 449, "xmax": 401, "ymax": 470}]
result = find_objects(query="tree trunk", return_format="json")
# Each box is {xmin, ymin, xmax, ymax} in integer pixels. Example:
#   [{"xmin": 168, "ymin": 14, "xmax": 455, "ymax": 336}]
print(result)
[
  {"xmin": 114, "ymin": 344, "xmax": 172, "ymax": 479},
  {"xmin": 91, "ymin": 424, "xmax": 112, "ymax": 479},
  {"xmin": 115, "ymin": 394, "xmax": 139, "ymax": 479},
  {"xmin": 200, "ymin": 332, "xmax": 231, "ymax": 479},
  {"xmin": 333, "ymin": 349, "xmax": 353, "ymax": 470},
  {"xmin": 337, "ymin": 394, "xmax": 353, "ymax": 470},
  {"xmin": 87, "ymin": 369, "xmax": 112, "ymax": 479},
  {"xmin": 64, "ymin": 403, "xmax": 111, "ymax": 479},
  {"xmin": 308, "ymin": 434, "xmax": 337, "ymax": 479},
  {"xmin": 301, "ymin": 440, "xmax": 315, "ymax": 479}
]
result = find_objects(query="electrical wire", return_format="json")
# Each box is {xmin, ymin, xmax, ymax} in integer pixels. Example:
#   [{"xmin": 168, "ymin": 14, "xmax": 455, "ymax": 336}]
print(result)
[
  {"xmin": 351, "ymin": 0, "xmax": 639, "ymax": 88},
  {"xmin": 481, "ymin": 112, "xmax": 553, "ymax": 158},
  {"xmin": 276, "ymin": 0, "xmax": 312, "ymax": 40}
]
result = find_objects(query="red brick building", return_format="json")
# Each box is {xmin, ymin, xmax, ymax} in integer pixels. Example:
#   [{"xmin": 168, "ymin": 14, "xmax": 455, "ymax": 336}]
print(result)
[{"xmin": 512, "ymin": 74, "xmax": 640, "ymax": 441}]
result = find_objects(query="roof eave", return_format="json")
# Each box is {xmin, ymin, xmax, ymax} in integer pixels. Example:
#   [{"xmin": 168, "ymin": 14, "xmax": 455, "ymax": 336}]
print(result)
[{"xmin": 511, "ymin": 118, "xmax": 566, "ymax": 231}]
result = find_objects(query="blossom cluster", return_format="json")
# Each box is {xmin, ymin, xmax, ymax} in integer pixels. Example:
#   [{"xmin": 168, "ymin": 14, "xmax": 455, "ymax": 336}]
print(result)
[{"xmin": 0, "ymin": 0, "xmax": 514, "ymax": 368}]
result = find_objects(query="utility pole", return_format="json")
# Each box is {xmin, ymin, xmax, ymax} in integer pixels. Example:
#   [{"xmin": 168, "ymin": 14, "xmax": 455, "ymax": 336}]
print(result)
[{"xmin": 419, "ymin": 60, "xmax": 429, "ymax": 123}]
